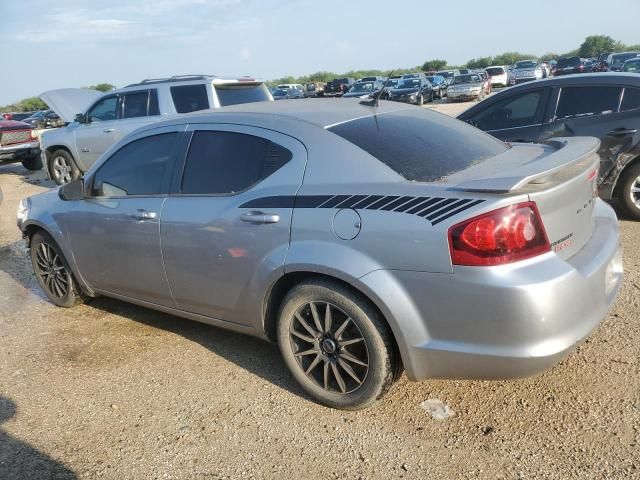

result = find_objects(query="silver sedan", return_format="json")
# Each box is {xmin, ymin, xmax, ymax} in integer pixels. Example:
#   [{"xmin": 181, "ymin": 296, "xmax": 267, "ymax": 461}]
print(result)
[{"xmin": 17, "ymin": 100, "xmax": 623, "ymax": 409}]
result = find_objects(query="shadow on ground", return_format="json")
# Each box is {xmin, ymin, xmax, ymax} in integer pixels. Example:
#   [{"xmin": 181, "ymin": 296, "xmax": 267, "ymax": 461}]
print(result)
[
  {"xmin": 88, "ymin": 296, "xmax": 311, "ymax": 402},
  {"xmin": 0, "ymin": 396, "xmax": 77, "ymax": 480}
]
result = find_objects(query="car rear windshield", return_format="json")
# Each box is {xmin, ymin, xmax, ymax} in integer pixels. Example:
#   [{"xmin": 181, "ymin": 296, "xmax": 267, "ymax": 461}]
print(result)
[
  {"xmin": 515, "ymin": 61, "xmax": 537, "ymax": 69},
  {"xmin": 215, "ymin": 83, "xmax": 272, "ymax": 106},
  {"xmin": 557, "ymin": 57, "xmax": 580, "ymax": 68},
  {"xmin": 328, "ymin": 109, "xmax": 507, "ymax": 182},
  {"xmin": 485, "ymin": 68, "xmax": 505, "ymax": 75},
  {"xmin": 611, "ymin": 52, "xmax": 640, "ymax": 66}
]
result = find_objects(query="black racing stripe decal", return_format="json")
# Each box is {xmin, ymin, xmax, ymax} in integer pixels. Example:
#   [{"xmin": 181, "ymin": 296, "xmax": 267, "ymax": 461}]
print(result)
[
  {"xmin": 240, "ymin": 196, "xmax": 295, "ymax": 208},
  {"xmin": 431, "ymin": 199, "xmax": 486, "ymax": 225},
  {"xmin": 240, "ymin": 195, "xmax": 486, "ymax": 226}
]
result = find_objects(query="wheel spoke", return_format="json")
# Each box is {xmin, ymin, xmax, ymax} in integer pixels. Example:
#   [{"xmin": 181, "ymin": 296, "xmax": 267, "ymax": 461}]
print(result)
[
  {"xmin": 305, "ymin": 354, "xmax": 322, "ymax": 375},
  {"xmin": 56, "ymin": 274, "xmax": 69, "ymax": 285},
  {"xmin": 340, "ymin": 350, "xmax": 368, "ymax": 367},
  {"xmin": 40, "ymin": 244, "xmax": 50, "ymax": 262},
  {"xmin": 338, "ymin": 358, "xmax": 363, "ymax": 385},
  {"xmin": 309, "ymin": 302, "xmax": 323, "ymax": 333},
  {"xmin": 331, "ymin": 362, "xmax": 346, "ymax": 393},
  {"xmin": 334, "ymin": 318, "xmax": 351, "ymax": 339},
  {"xmin": 339, "ymin": 337, "xmax": 364, "ymax": 347},
  {"xmin": 631, "ymin": 186, "xmax": 640, "ymax": 193},
  {"xmin": 52, "ymin": 278, "xmax": 64, "ymax": 297},
  {"xmin": 294, "ymin": 348, "xmax": 317, "ymax": 358},
  {"xmin": 295, "ymin": 312, "xmax": 318, "ymax": 337},
  {"xmin": 323, "ymin": 303, "xmax": 332, "ymax": 334},
  {"xmin": 290, "ymin": 328, "xmax": 315, "ymax": 343},
  {"xmin": 323, "ymin": 361, "xmax": 330, "ymax": 390}
]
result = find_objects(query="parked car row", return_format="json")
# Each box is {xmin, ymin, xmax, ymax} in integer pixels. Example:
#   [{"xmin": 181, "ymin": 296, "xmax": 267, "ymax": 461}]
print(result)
[{"xmin": 1, "ymin": 110, "xmax": 63, "ymax": 129}]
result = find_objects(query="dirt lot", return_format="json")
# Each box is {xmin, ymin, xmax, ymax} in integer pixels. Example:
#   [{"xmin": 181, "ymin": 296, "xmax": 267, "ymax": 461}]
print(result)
[{"xmin": 0, "ymin": 101, "xmax": 639, "ymax": 479}]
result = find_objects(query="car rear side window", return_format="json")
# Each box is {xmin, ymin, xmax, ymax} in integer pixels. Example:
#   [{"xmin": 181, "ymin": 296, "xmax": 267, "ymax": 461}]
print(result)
[
  {"xmin": 170, "ymin": 84, "xmax": 210, "ymax": 113},
  {"xmin": 181, "ymin": 131, "xmax": 292, "ymax": 195},
  {"xmin": 92, "ymin": 133, "xmax": 178, "ymax": 197},
  {"xmin": 621, "ymin": 87, "xmax": 640, "ymax": 112},
  {"xmin": 215, "ymin": 83, "xmax": 273, "ymax": 107},
  {"xmin": 122, "ymin": 91, "xmax": 149, "ymax": 119},
  {"xmin": 328, "ymin": 109, "xmax": 507, "ymax": 182},
  {"xmin": 556, "ymin": 86, "xmax": 621, "ymax": 119}
]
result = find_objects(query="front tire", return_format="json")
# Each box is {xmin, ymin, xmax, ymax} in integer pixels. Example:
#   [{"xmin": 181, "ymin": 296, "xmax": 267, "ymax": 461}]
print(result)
[
  {"xmin": 277, "ymin": 280, "xmax": 400, "ymax": 410},
  {"xmin": 21, "ymin": 155, "xmax": 42, "ymax": 171},
  {"xmin": 30, "ymin": 231, "xmax": 84, "ymax": 308},
  {"xmin": 49, "ymin": 149, "xmax": 80, "ymax": 185},
  {"xmin": 416, "ymin": 94, "xmax": 424, "ymax": 106},
  {"xmin": 617, "ymin": 162, "xmax": 640, "ymax": 220}
]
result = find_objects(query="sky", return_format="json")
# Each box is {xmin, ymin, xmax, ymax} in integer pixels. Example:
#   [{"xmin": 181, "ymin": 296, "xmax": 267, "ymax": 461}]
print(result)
[{"xmin": 1, "ymin": 0, "xmax": 638, "ymax": 105}]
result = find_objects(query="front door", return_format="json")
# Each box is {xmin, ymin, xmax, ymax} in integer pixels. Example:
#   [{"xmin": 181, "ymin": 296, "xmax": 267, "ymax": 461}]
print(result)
[
  {"xmin": 160, "ymin": 125, "xmax": 307, "ymax": 326},
  {"xmin": 74, "ymin": 94, "xmax": 119, "ymax": 169},
  {"xmin": 64, "ymin": 129, "xmax": 183, "ymax": 306}
]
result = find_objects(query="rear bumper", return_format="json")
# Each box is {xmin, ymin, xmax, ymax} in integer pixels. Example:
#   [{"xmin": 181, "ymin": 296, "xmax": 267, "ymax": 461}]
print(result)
[
  {"xmin": 357, "ymin": 199, "xmax": 622, "ymax": 381},
  {"xmin": 0, "ymin": 141, "xmax": 40, "ymax": 162}
]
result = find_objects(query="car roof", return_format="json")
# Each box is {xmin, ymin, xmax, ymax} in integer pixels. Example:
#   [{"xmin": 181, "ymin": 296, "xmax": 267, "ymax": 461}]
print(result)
[
  {"xmin": 500, "ymin": 72, "xmax": 640, "ymax": 91},
  {"xmin": 143, "ymin": 98, "xmax": 418, "ymax": 131}
]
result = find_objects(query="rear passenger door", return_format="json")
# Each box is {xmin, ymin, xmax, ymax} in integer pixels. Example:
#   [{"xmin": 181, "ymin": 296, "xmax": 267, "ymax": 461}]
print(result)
[
  {"xmin": 160, "ymin": 125, "xmax": 307, "ymax": 326},
  {"xmin": 464, "ymin": 88, "xmax": 550, "ymax": 142},
  {"xmin": 116, "ymin": 89, "xmax": 161, "ymax": 141},
  {"xmin": 550, "ymin": 85, "xmax": 638, "ymax": 183}
]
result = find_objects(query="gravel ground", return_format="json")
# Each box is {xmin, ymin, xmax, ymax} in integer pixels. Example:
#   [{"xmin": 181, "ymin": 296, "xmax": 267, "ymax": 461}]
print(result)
[{"xmin": 0, "ymin": 101, "xmax": 639, "ymax": 479}]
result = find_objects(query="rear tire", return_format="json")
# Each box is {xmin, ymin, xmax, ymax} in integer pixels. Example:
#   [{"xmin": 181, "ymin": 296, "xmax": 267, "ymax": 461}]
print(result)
[
  {"xmin": 30, "ymin": 231, "xmax": 84, "ymax": 308},
  {"xmin": 617, "ymin": 162, "xmax": 640, "ymax": 220},
  {"xmin": 49, "ymin": 149, "xmax": 80, "ymax": 186},
  {"xmin": 21, "ymin": 155, "xmax": 42, "ymax": 171},
  {"xmin": 277, "ymin": 279, "xmax": 400, "ymax": 410}
]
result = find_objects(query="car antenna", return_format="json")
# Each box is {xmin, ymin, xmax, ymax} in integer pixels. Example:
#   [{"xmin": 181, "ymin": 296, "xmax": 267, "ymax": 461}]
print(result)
[{"xmin": 360, "ymin": 70, "xmax": 395, "ymax": 107}]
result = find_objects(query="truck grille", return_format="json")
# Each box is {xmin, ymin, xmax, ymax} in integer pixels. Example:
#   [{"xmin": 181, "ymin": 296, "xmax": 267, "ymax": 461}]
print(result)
[{"xmin": 0, "ymin": 129, "xmax": 31, "ymax": 146}]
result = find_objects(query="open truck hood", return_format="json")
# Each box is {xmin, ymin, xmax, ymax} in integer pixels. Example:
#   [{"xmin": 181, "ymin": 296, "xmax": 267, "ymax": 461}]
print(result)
[{"xmin": 39, "ymin": 88, "xmax": 103, "ymax": 123}]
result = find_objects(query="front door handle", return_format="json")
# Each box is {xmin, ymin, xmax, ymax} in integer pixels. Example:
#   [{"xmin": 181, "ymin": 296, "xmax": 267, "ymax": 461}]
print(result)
[
  {"xmin": 130, "ymin": 209, "xmax": 157, "ymax": 220},
  {"xmin": 240, "ymin": 211, "xmax": 280, "ymax": 224},
  {"xmin": 606, "ymin": 128, "xmax": 637, "ymax": 137},
  {"xmin": 104, "ymin": 128, "xmax": 115, "ymax": 133}
]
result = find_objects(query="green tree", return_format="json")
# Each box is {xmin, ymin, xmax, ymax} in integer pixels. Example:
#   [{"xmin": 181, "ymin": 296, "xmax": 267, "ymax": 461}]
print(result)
[
  {"xmin": 492, "ymin": 52, "xmax": 536, "ymax": 66},
  {"xmin": 578, "ymin": 35, "xmax": 619, "ymax": 57},
  {"xmin": 87, "ymin": 83, "xmax": 115, "ymax": 92},
  {"xmin": 18, "ymin": 97, "xmax": 47, "ymax": 112},
  {"xmin": 421, "ymin": 59, "xmax": 447, "ymax": 71},
  {"xmin": 465, "ymin": 57, "xmax": 493, "ymax": 69}
]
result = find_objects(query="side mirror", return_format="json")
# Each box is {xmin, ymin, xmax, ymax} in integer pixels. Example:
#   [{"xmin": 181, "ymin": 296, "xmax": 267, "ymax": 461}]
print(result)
[
  {"xmin": 59, "ymin": 178, "xmax": 85, "ymax": 201},
  {"xmin": 75, "ymin": 113, "xmax": 88, "ymax": 124}
]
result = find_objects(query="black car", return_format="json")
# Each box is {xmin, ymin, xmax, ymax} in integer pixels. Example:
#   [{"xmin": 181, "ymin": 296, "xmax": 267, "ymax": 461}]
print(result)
[
  {"xmin": 425, "ymin": 75, "xmax": 447, "ymax": 99},
  {"xmin": 608, "ymin": 52, "xmax": 640, "ymax": 72},
  {"xmin": 554, "ymin": 57, "xmax": 588, "ymax": 76},
  {"xmin": 323, "ymin": 78, "xmax": 355, "ymax": 96},
  {"xmin": 22, "ymin": 110, "xmax": 64, "ymax": 129},
  {"xmin": 458, "ymin": 73, "xmax": 640, "ymax": 219},
  {"xmin": 595, "ymin": 52, "xmax": 611, "ymax": 72},
  {"xmin": 388, "ymin": 74, "xmax": 433, "ymax": 105}
]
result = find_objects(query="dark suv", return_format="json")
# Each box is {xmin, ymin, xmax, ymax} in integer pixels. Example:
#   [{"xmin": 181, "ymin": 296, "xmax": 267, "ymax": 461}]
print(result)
[
  {"xmin": 323, "ymin": 78, "xmax": 355, "ymax": 96},
  {"xmin": 458, "ymin": 73, "xmax": 640, "ymax": 219},
  {"xmin": 554, "ymin": 57, "xmax": 587, "ymax": 76}
]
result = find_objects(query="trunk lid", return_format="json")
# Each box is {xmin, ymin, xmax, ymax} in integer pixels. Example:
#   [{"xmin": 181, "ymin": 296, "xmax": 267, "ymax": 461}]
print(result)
[{"xmin": 448, "ymin": 137, "xmax": 601, "ymax": 260}]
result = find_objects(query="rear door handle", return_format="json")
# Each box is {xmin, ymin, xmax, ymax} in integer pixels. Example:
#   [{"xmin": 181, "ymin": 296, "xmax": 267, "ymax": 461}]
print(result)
[
  {"xmin": 606, "ymin": 128, "xmax": 637, "ymax": 137},
  {"xmin": 103, "ymin": 128, "xmax": 115, "ymax": 133},
  {"xmin": 240, "ymin": 211, "xmax": 280, "ymax": 224},
  {"xmin": 130, "ymin": 209, "xmax": 157, "ymax": 220}
]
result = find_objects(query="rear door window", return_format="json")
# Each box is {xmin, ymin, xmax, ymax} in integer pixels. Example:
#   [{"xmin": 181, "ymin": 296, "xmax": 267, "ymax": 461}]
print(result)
[
  {"xmin": 555, "ymin": 86, "xmax": 621, "ymax": 119},
  {"xmin": 328, "ymin": 109, "xmax": 507, "ymax": 182},
  {"xmin": 181, "ymin": 131, "xmax": 292, "ymax": 194},
  {"xmin": 215, "ymin": 83, "xmax": 272, "ymax": 106},
  {"xmin": 121, "ymin": 91, "xmax": 149, "ymax": 119},
  {"xmin": 466, "ymin": 90, "xmax": 546, "ymax": 131},
  {"xmin": 621, "ymin": 87, "xmax": 640, "ymax": 112},
  {"xmin": 170, "ymin": 84, "xmax": 210, "ymax": 113}
]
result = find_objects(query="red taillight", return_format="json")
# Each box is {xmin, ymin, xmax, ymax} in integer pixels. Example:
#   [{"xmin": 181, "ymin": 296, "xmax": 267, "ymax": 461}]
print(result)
[{"xmin": 448, "ymin": 202, "xmax": 550, "ymax": 266}]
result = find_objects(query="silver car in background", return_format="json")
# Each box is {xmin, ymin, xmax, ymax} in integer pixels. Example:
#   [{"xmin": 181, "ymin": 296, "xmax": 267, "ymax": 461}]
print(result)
[
  {"xmin": 18, "ymin": 100, "xmax": 622, "ymax": 409},
  {"xmin": 447, "ymin": 73, "xmax": 487, "ymax": 102}
]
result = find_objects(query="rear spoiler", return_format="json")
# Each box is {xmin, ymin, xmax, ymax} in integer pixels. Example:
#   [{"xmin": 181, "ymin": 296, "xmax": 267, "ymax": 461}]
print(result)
[{"xmin": 452, "ymin": 137, "xmax": 600, "ymax": 193}]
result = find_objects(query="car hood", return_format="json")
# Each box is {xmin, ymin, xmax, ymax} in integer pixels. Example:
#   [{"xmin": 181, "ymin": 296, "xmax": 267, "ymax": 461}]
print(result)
[
  {"xmin": 0, "ymin": 119, "xmax": 32, "ymax": 130},
  {"xmin": 39, "ymin": 88, "xmax": 103, "ymax": 123}
]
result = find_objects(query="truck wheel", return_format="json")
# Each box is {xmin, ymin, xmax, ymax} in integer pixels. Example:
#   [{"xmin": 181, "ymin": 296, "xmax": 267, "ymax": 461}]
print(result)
[
  {"xmin": 617, "ymin": 162, "xmax": 640, "ymax": 220},
  {"xmin": 21, "ymin": 155, "xmax": 43, "ymax": 171},
  {"xmin": 49, "ymin": 150, "xmax": 80, "ymax": 186}
]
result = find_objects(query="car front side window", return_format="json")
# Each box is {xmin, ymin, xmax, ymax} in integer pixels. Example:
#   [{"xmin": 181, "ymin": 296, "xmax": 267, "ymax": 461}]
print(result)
[
  {"xmin": 470, "ymin": 90, "xmax": 544, "ymax": 131},
  {"xmin": 91, "ymin": 132, "xmax": 179, "ymax": 197},
  {"xmin": 88, "ymin": 96, "xmax": 118, "ymax": 122}
]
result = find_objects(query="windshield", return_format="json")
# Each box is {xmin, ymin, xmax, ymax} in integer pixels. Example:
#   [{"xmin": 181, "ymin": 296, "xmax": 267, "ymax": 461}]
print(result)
[
  {"xmin": 612, "ymin": 52, "xmax": 640, "ymax": 66},
  {"xmin": 350, "ymin": 83, "xmax": 375, "ymax": 93},
  {"xmin": 452, "ymin": 74, "xmax": 481, "ymax": 85},
  {"xmin": 623, "ymin": 60, "xmax": 640, "ymax": 72},
  {"xmin": 385, "ymin": 79, "xmax": 399, "ymax": 89},
  {"xmin": 215, "ymin": 83, "xmax": 273, "ymax": 106},
  {"xmin": 272, "ymin": 89, "xmax": 286, "ymax": 97},
  {"xmin": 557, "ymin": 57, "xmax": 580, "ymax": 68},
  {"xmin": 397, "ymin": 79, "xmax": 420, "ymax": 88},
  {"xmin": 485, "ymin": 67, "xmax": 505, "ymax": 75},
  {"xmin": 437, "ymin": 71, "xmax": 453, "ymax": 78},
  {"xmin": 425, "ymin": 76, "xmax": 439, "ymax": 84},
  {"xmin": 515, "ymin": 60, "xmax": 537, "ymax": 69}
]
